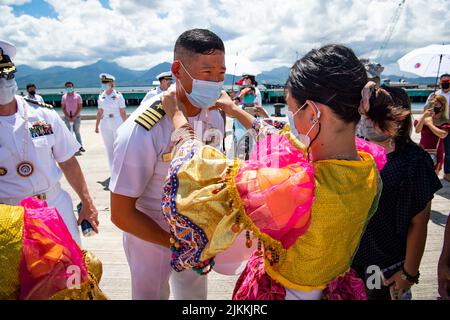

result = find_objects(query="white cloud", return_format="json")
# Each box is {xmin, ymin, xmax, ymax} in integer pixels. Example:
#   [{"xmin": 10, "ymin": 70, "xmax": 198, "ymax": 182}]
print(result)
[
  {"xmin": 0, "ymin": 0, "xmax": 31, "ymax": 5},
  {"xmin": 0, "ymin": 0, "xmax": 449, "ymax": 75}
]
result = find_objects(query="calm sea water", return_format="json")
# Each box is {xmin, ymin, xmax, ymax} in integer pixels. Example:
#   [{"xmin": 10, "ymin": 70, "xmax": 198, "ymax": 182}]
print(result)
[{"xmin": 54, "ymin": 102, "xmax": 425, "ymax": 117}]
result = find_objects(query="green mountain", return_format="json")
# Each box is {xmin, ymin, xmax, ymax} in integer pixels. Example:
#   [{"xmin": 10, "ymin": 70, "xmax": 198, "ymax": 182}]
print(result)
[
  {"xmin": 14, "ymin": 60, "xmax": 435, "ymax": 89},
  {"xmin": 15, "ymin": 60, "xmax": 293, "ymax": 89}
]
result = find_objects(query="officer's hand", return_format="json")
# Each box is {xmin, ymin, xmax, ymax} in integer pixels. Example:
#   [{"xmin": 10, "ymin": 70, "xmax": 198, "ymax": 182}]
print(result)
[
  {"xmin": 78, "ymin": 200, "xmax": 99, "ymax": 233},
  {"xmin": 212, "ymin": 90, "xmax": 240, "ymax": 117},
  {"xmin": 162, "ymin": 88, "xmax": 183, "ymax": 118},
  {"xmin": 95, "ymin": 127, "xmax": 99, "ymax": 134}
]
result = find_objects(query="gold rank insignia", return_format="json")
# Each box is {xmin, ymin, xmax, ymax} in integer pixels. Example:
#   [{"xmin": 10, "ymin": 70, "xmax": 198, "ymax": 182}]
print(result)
[
  {"xmin": 0, "ymin": 167, "xmax": 7, "ymax": 176},
  {"xmin": 162, "ymin": 146, "xmax": 174, "ymax": 162},
  {"xmin": 135, "ymin": 100, "xmax": 166, "ymax": 131},
  {"xmin": 24, "ymin": 97, "xmax": 54, "ymax": 109}
]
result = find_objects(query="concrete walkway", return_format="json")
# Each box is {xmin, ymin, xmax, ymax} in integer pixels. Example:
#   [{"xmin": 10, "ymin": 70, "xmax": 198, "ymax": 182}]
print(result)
[{"xmin": 60, "ymin": 117, "xmax": 449, "ymax": 300}]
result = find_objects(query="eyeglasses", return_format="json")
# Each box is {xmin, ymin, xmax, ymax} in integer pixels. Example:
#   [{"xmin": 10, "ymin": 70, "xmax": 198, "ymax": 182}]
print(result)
[{"xmin": 0, "ymin": 72, "xmax": 15, "ymax": 80}]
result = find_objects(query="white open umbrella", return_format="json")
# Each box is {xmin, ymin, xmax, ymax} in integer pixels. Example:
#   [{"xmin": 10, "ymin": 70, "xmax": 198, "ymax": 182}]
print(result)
[
  {"xmin": 398, "ymin": 44, "xmax": 450, "ymax": 79},
  {"xmin": 225, "ymin": 54, "xmax": 261, "ymax": 77}
]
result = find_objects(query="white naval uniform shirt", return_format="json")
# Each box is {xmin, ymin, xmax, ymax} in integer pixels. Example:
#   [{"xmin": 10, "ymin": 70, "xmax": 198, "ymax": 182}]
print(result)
[
  {"xmin": 98, "ymin": 89, "xmax": 126, "ymax": 116},
  {"xmin": 0, "ymin": 96, "xmax": 80, "ymax": 201},
  {"xmin": 254, "ymin": 87, "xmax": 262, "ymax": 106},
  {"xmin": 142, "ymin": 86, "xmax": 164, "ymax": 104},
  {"xmin": 109, "ymin": 94, "xmax": 225, "ymax": 230},
  {"xmin": 24, "ymin": 94, "xmax": 45, "ymax": 104}
]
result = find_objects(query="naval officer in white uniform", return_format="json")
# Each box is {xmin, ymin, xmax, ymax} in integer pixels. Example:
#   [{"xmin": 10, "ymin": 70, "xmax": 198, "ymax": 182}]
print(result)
[
  {"xmin": 0, "ymin": 40, "xmax": 99, "ymax": 246},
  {"xmin": 109, "ymin": 29, "xmax": 226, "ymax": 300},
  {"xmin": 141, "ymin": 71, "xmax": 173, "ymax": 104},
  {"xmin": 95, "ymin": 73, "xmax": 127, "ymax": 172}
]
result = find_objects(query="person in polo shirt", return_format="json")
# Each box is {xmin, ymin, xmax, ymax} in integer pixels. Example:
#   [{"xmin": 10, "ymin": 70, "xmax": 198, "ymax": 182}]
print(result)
[{"xmin": 62, "ymin": 81, "xmax": 84, "ymax": 152}]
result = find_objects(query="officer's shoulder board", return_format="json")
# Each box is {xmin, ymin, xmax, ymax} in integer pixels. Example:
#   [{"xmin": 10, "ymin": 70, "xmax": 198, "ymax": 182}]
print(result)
[
  {"xmin": 135, "ymin": 99, "xmax": 166, "ymax": 131},
  {"xmin": 24, "ymin": 97, "xmax": 53, "ymax": 109}
]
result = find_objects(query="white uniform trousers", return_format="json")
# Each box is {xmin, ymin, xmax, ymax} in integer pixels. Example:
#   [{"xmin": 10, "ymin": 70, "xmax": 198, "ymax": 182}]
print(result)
[
  {"xmin": 0, "ymin": 183, "xmax": 81, "ymax": 246},
  {"xmin": 123, "ymin": 232, "xmax": 208, "ymax": 300},
  {"xmin": 47, "ymin": 186, "xmax": 82, "ymax": 246},
  {"xmin": 100, "ymin": 116, "xmax": 123, "ymax": 171},
  {"xmin": 285, "ymin": 288, "xmax": 323, "ymax": 300}
]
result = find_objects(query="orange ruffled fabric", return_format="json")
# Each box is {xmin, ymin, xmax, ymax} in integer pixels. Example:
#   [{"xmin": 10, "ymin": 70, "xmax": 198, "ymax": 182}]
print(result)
[{"xmin": 19, "ymin": 197, "xmax": 88, "ymax": 300}]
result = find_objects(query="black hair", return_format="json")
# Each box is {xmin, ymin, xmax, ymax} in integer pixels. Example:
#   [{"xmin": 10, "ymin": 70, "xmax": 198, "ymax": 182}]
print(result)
[
  {"xmin": 366, "ymin": 86, "xmax": 410, "ymax": 137},
  {"xmin": 65, "ymin": 81, "xmax": 74, "ymax": 87},
  {"xmin": 286, "ymin": 44, "xmax": 408, "ymax": 134},
  {"xmin": 440, "ymin": 73, "xmax": 450, "ymax": 80},
  {"xmin": 244, "ymin": 75, "xmax": 258, "ymax": 86},
  {"xmin": 26, "ymin": 83, "xmax": 36, "ymax": 90},
  {"xmin": 380, "ymin": 86, "xmax": 415, "ymax": 151},
  {"xmin": 287, "ymin": 44, "xmax": 367, "ymax": 124},
  {"xmin": 174, "ymin": 29, "xmax": 225, "ymax": 58}
]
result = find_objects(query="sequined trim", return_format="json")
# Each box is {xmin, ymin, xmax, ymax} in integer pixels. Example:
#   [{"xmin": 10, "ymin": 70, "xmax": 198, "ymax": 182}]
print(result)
[{"xmin": 161, "ymin": 139, "xmax": 210, "ymax": 272}]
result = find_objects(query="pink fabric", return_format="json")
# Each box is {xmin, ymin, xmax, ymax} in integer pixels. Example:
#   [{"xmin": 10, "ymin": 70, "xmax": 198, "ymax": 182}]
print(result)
[
  {"xmin": 232, "ymin": 252, "xmax": 286, "ymax": 300},
  {"xmin": 233, "ymin": 253, "xmax": 367, "ymax": 300},
  {"xmin": 355, "ymin": 137, "xmax": 387, "ymax": 171},
  {"xmin": 62, "ymin": 93, "xmax": 82, "ymax": 116},
  {"xmin": 235, "ymin": 134, "xmax": 315, "ymax": 249},
  {"xmin": 323, "ymin": 269, "xmax": 367, "ymax": 300},
  {"xmin": 18, "ymin": 197, "xmax": 87, "ymax": 300}
]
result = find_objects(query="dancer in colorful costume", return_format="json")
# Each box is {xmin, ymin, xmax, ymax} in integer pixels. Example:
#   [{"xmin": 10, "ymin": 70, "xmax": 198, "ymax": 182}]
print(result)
[
  {"xmin": 160, "ymin": 45, "xmax": 407, "ymax": 300},
  {"xmin": 0, "ymin": 197, "xmax": 106, "ymax": 300}
]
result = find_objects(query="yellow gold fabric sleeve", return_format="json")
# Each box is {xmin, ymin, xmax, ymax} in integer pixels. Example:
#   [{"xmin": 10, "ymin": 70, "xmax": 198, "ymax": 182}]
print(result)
[{"xmin": 0, "ymin": 205, "xmax": 24, "ymax": 300}]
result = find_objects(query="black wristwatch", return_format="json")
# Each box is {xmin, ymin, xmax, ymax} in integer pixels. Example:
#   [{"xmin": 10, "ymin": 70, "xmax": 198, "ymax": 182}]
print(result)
[{"xmin": 400, "ymin": 265, "xmax": 420, "ymax": 284}]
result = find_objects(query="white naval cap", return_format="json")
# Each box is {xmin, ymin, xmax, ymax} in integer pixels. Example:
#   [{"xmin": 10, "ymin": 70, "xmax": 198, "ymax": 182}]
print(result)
[
  {"xmin": 0, "ymin": 40, "xmax": 16, "ymax": 60},
  {"xmin": 0, "ymin": 40, "xmax": 17, "ymax": 79},
  {"xmin": 99, "ymin": 73, "xmax": 115, "ymax": 82},
  {"xmin": 156, "ymin": 71, "xmax": 172, "ymax": 80}
]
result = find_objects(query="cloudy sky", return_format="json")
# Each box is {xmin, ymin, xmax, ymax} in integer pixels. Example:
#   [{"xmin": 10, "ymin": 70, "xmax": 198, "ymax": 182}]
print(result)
[{"xmin": 0, "ymin": 0, "xmax": 449, "ymax": 75}]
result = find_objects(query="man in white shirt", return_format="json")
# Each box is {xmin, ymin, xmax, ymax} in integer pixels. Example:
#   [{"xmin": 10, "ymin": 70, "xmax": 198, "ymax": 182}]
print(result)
[
  {"xmin": 95, "ymin": 73, "xmax": 127, "ymax": 172},
  {"xmin": 142, "ymin": 71, "xmax": 172, "ymax": 103},
  {"xmin": 25, "ymin": 83, "xmax": 45, "ymax": 103},
  {"xmin": 427, "ymin": 74, "xmax": 450, "ymax": 181},
  {"xmin": 0, "ymin": 40, "xmax": 99, "ymax": 246},
  {"xmin": 109, "ymin": 29, "xmax": 226, "ymax": 300}
]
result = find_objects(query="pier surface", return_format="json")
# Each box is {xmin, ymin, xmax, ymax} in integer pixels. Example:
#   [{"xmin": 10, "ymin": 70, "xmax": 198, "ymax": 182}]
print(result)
[{"xmin": 61, "ymin": 117, "xmax": 449, "ymax": 300}]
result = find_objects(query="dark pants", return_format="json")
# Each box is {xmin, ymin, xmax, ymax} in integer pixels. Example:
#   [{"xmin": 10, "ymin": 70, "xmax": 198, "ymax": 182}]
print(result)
[
  {"xmin": 353, "ymin": 265, "xmax": 392, "ymax": 300},
  {"xmin": 444, "ymin": 134, "xmax": 450, "ymax": 174}
]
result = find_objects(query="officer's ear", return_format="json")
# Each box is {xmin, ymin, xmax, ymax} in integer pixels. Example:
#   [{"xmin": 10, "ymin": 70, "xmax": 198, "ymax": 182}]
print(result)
[{"xmin": 172, "ymin": 61, "xmax": 181, "ymax": 79}]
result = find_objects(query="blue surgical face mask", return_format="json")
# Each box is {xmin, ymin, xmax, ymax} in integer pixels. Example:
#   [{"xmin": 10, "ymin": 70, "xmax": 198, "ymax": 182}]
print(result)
[
  {"xmin": 66, "ymin": 87, "xmax": 74, "ymax": 93},
  {"xmin": 101, "ymin": 83, "xmax": 110, "ymax": 91},
  {"xmin": 178, "ymin": 61, "xmax": 223, "ymax": 109},
  {"xmin": 0, "ymin": 78, "xmax": 18, "ymax": 105}
]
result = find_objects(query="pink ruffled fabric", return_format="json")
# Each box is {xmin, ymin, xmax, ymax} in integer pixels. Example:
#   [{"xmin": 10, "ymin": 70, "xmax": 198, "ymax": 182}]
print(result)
[
  {"xmin": 18, "ymin": 197, "xmax": 87, "ymax": 300},
  {"xmin": 235, "ymin": 134, "xmax": 315, "ymax": 248},
  {"xmin": 355, "ymin": 137, "xmax": 387, "ymax": 171},
  {"xmin": 232, "ymin": 252, "xmax": 286, "ymax": 300},
  {"xmin": 233, "ymin": 253, "xmax": 367, "ymax": 300},
  {"xmin": 323, "ymin": 269, "xmax": 367, "ymax": 300}
]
